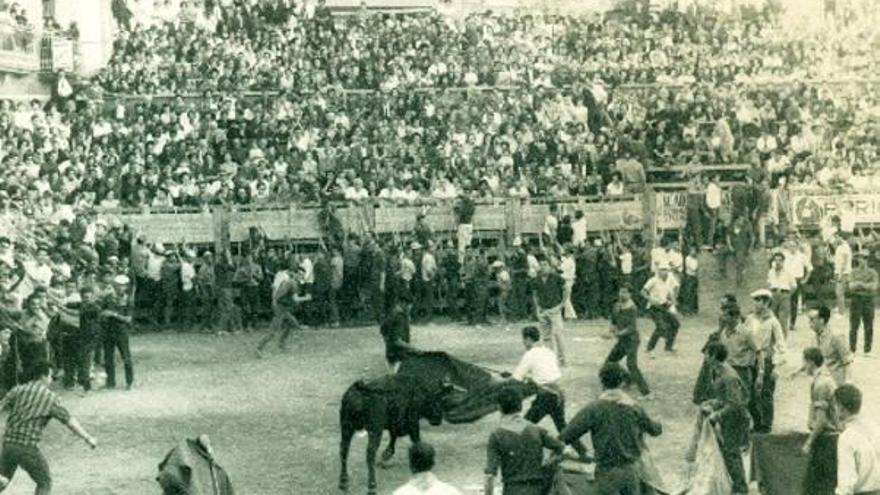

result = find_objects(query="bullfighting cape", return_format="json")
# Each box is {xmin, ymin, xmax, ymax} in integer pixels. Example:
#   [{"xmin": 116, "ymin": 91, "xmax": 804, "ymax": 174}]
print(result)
[
  {"xmin": 157, "ymin": 437, "xmax": 234, "ymax": 495},
  {"xmin": 397, "ymin": 351, "xmax": 538, "ymax": 423}
]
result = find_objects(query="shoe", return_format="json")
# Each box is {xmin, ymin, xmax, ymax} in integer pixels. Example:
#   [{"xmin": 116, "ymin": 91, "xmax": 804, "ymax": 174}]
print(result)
[
  {"xmin": 125, "ymin": 384, "xmax": 133, "ymax": 391},
  {"xmin": 102, "ymin": 385, "xmax": 116, "ymax": 390},
  {"xmin": 863, "ymin": 352, "xmax": 873, "ymax": 358}
]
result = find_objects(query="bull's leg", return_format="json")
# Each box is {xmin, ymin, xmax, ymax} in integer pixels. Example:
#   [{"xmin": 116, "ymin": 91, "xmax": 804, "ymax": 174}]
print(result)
[
  {"xmin": 366, "ymin": 430, "xmax": 382, "ymax": 495},
  {"xmin": 339, "ymin": 423, "xmax": 356, "ymax": 491},
  {"xmin": 379, "ymin": 433, "xmax": 398, "ymax": 466},
  {"xmin": 409, "ymin": 423, "xmax": 421, "ymax": 444}
]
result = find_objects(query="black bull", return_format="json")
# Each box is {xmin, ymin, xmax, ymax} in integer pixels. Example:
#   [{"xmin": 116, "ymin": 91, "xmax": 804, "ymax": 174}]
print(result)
[{"xmin": 338, "ymin": 351, "xmax": 537, "ymax": 494}]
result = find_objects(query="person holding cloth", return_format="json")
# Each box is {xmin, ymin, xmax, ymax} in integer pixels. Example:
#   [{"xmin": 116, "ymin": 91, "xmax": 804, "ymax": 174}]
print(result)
[
  {"xmin": 848, "ymin": 250, "xmax": 878, "ymax": 356},
  {"xmin": 511, "ymin": 326, "xmax": 591, "ymax": 461},
  {"xmin": 700, "ymin": 342, "xmax": 751, "ymax": 495},
  {"xmin": 606, "ymin": 285, "xmax": 651, "ymax": 399}
]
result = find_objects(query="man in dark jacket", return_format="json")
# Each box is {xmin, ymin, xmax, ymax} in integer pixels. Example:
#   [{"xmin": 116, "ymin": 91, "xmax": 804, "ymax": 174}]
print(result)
[{"xmin": 560, "ymin": 363, "xmax": 662, "ymax": 495}]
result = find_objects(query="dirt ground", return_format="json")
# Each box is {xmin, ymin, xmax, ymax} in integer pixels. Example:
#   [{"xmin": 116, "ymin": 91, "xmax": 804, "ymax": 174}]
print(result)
[{"xmin": 4, "ymin": 252, "xmax": 880, "ymax": 494}]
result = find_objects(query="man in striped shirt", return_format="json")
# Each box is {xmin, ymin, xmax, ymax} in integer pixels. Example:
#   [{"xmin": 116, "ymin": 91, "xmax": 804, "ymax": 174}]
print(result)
[{"xmin": 0, "ymin": 360, "xmax": 97, "ymax": 494}]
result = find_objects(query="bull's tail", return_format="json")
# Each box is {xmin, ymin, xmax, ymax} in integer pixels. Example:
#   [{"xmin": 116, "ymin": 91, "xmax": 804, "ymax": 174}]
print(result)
[{"xmin": 340, "ymin": 380, "xmax": 369, "ymax": 433}]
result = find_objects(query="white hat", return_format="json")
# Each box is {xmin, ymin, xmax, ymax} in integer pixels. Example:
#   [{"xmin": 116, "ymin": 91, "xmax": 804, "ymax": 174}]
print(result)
[
  {"xmin": 750, "ymin": 289, "xmax": 772, "ymax": 300},
  {"xmin": 512, "ymin": 236, "xmax": 522, "ymax": 247},
  {"xmin": 113, "ymin": 274, "xmax": 131, "ymax": 286}
]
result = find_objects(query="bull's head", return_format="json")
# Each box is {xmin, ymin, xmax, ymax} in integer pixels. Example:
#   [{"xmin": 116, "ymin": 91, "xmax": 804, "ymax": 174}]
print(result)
[{"xmin": 422, "ymin": 378, "xmax": 464, "ymax": 426}]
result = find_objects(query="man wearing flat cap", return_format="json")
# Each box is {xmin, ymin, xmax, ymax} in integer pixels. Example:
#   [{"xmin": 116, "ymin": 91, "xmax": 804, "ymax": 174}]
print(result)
[
  {"xmin": 745, "ymin": 289, "xmax": 786, "ymax": 433},
  {"xmin": 848, "ymin": 250, "xmax": 878, "ymax": 356}
]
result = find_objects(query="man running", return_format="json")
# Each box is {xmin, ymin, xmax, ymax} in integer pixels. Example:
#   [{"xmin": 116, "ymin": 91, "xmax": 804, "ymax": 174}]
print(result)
[
  {"xmin": 511, "ymin": 326, "xmax": 591, "ymax": 461},
  {"xmin": 257, "ymin": 266, "xmax": 311, "ymax": 357},
  {"xmin": 0, "ymin": 360, "xmax": 97, "ymax": 494},
  {"xmin": 606, "ymin": 285, "xmax": 651, "ymax": 399},
  {"xmin": 642, "ymin": 263, "xmax": 680, "ymax": 357}
]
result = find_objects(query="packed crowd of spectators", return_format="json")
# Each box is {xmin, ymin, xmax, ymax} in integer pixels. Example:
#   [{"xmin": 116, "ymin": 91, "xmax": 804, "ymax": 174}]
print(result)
[
  {"xmin": 98, "ymin": 0, "xmax": 879, "ymax": 93},
  {"xmin": 0, "ymin": 1, "xmax": 877, "ymax": 277},
  {"xmin": 2, "ymin": 1, "xmax": 877, "ymax": 218}
]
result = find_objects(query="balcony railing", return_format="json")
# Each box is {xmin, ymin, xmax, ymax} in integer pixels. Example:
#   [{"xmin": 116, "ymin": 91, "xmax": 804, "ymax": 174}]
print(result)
[{"xmin": 0, "ymin": 21, "xmax": 39, "ymax": 73}]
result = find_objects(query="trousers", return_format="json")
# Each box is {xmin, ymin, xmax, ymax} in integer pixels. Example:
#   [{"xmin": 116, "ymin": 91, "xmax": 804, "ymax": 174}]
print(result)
[
  {"xmin": 646, "ymin": 306, "xmax": 680, "ymax": 352},
  {"xmin": 606, "ymin": 336, "xmax": 650, "ymax": 395},
  {"xmin": 595, "ymin": 464, "xmax": 640, "ymax": 495},
  {"xmin": 538, "ymin": 306, "xmax": 566, "ymax": 364},
  {"xmin": 103, "ymin": 323, "xmax": 134, "ymax": 388},
  {"xmin": 258, "ymin": 305, "xmax": 301, "ymax": 351},
  {"xmin": 0, "ymin": 443, "xmax": 51, "ymax": 495},
  {"xmin": 525, "ymin": 387, "xmax": 589, "ymax": 457},
  {"xmin": 749, "ymin": 357, "xmax": 775, "ymax": 434},
  {"xmin": 850, "ymin": 295, "xmax": 875, "ymax": 353}
]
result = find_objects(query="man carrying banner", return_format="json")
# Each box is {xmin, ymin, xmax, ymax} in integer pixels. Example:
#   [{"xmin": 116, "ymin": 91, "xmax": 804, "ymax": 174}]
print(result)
[{"xmin": 700, "ymin": 342, "xmax": 751, "ymax": 495}]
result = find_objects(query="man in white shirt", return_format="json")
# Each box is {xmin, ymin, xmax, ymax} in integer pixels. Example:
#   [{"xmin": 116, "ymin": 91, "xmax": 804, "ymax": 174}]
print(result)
[
  {"xmin": 392, "ymin": 443, "xmax": 461, "ymax": 495},
  {"xmin": 343, "ymin": 178, "xmax": 370, "ymax": 201},
  {"xmin": 571, "ymin": 210, "xmax": 587, "ymax": 247},
  {"xmin": 650, "ymin": 237, "xmax": 668, "ymax": 275},
  {"xmin": 180, "ymin": 250, "xmax": 197, "ymax": 324},
  {"xmin": 834, "ymin": 236, "xmax": 853, "ymax": 314},
  {"xmin": 511, "ymin": 326, "xmax": 590, "ymax": 461},
  {"xmin": 418, "ymin": 242, "xmax": 437, "ymax": 322},
  {"xmin": 543, "ymin": 205, "xmax": 559, "ymax": 244},
  {"xmin": 642, "ymin": 264, "xmax": 680, "ymax": 356},
  {"xmin": 768, "ymin": 251, "xmax": 797, "ymax": 338},
  {"xmin": 833, "ymin": 384, "xmax": 880, "ymax": 495},
  {"xmin": 783, "ymin": 234, "xmax": 812, "ymax": 330},
  {"xmin": 560, "ymin": 248, "xmax": 577, "ymax": 320},
  {"xmin": 706, "ymin": 176, "xmax": 723, "ymax": 248}
]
